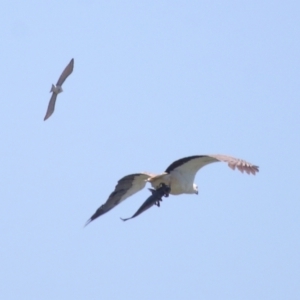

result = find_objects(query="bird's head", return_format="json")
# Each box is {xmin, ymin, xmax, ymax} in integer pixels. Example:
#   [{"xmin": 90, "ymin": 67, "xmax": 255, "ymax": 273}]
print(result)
[{"xmin": 193, "ymin": 183, "xmax": 198, "ymax": 195}]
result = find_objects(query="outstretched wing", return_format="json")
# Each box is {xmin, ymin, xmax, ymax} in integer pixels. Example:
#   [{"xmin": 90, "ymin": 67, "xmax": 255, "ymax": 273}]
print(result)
[
  {"xmin": 44, "ymin": 93, "xmax": 57, "ymax": 121},
  {"xmin": 56, "ymin": 58, "xmax": 74, "ymax": 86},
  {"xmin": 85, "ymin": 173, "xmax": 152, "ymax": 226},
  {"xmin": 120, "ymin": 184, "xmax": 171, "ymax": 222},
  {"xmin": 164, "ymin": 154, "xmax": 259, "ymax": 187}
]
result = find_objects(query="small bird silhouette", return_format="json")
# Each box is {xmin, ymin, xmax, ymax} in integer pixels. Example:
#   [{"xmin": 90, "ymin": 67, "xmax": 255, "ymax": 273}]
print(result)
[{"xmin": 44, "ymin": 58, "xmax": 74, "ymax": 121}]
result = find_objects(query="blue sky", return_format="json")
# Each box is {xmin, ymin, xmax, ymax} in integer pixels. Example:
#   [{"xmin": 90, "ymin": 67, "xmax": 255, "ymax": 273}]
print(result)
[{"xmin": 1, "ymin": 1, "xmax": 299, "ymax": 299}]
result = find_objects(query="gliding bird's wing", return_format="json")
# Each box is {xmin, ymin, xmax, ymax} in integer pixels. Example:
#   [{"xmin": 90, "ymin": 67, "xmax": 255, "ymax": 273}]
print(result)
[
  {"xmin": 56, "ymin": 58, "xmax": 74, "ymax": 86},
  {"xmin": 85, "ymin": 173, "xmax": 153, "ymax": 226},
  {"xmin": 44, "ymin": 93, "xmax": 57, "ymax": 121},
  {"xmin": 164, "ymin": 154, "xmax": 259, "ymax": 185}
]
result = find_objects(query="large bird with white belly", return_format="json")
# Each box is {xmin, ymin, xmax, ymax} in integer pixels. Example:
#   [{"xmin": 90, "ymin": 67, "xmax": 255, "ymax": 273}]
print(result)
[{"xmin": 85, "ymin": 154, "xmax": 259, "ymax": 225}]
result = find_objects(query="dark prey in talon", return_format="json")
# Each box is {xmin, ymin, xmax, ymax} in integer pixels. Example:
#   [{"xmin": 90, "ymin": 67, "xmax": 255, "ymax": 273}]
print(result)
[
  {"xmin": 44, "ymin": 58, "xmax": 74, "ymax": 121},
  {"xmin": 120, "ymin": 184, "xmax": 170, "ymax": 222}
]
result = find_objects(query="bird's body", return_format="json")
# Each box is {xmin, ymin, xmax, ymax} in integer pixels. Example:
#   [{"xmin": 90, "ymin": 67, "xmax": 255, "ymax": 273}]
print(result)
[
  {"xmin": 50, "ymin": 84, "xmax": 63, "ymax": 94},
  {"xmin": 148, "ymin": 172, "xmax": 195, "ymax": 195},
  {"xmin": 85, "ymin": 154, "xmax": 259, "ymax": 225},
  {"xmin": 44, "ymin": 58, "xmax": 74, "ymax": 121}
]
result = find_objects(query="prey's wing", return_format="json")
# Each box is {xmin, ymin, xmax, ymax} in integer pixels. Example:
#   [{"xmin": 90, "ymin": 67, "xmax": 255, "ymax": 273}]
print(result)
[
  {"xmin": 44, "ymin": 93, "xmax": 57, "ymax": 121},
  {"xmin": 121, "ymin": 185, "xmax": 170, "ymax": 221},
  {"xmin": 56, "ymin": 58, "xmax": 74, "ymax": 86},
  {"xmin": 85, "ymin": 173, "xmax": 152, "ymax": 226}
]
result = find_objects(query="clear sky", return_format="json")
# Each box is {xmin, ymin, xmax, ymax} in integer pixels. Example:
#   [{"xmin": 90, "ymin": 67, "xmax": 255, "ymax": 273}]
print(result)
[{"xmin": 1, "ymin": 1, "xmax": 299, "ymax": 299}]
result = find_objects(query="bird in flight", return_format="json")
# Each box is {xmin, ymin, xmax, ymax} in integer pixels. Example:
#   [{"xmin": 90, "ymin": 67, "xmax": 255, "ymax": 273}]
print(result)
[
  {"xmin": 85, "ymin": 154, "xmax": 259, "ymax": 225},
  {"xmin": 44, "ymin": 58, "xmax": 74, "ymax": 121}
]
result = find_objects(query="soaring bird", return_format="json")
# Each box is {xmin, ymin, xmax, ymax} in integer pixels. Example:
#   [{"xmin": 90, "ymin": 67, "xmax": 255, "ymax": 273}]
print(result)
[
  {"xmin": 44, "ymin": 58, "xmax": 74, "ymax": 121},
  {"xmin": 85, "ymin": 154, "xmax": 259, "ymax": 225}
]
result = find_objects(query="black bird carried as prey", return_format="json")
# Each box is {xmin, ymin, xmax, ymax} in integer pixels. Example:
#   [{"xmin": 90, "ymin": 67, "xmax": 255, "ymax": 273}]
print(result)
[{"xmin": 120, "ymin": 183, "xmax": 171, "ymax": 222}]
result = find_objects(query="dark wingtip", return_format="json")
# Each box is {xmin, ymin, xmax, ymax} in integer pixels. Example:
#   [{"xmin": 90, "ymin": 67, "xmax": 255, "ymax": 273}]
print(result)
[
  {"xmin": 84, "ymin": 218, "xmax": 92, "ymax": 227},
  {"xmin": 44, "ymin": 112, "xmax": 52, "ymax": 121},
  {"xmin": 84, "ymin": 205, "xmax": 109, "ymax": 227},
  {"xmin": 120, "ymin": 217, "xmax": 130, "ymax": 222}
]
